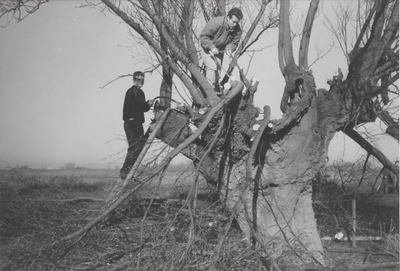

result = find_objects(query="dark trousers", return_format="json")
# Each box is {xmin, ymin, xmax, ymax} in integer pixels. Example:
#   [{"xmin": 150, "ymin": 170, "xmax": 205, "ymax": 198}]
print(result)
[{"xmin": 120, "ymin": 120, "xmax": 145, "ymax": 178}]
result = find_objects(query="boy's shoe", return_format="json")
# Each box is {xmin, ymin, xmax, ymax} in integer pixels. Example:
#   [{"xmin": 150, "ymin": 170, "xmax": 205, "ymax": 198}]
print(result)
[{"xmin": 213, "ymin": 83, "xmax": 222, "ymax": 94}]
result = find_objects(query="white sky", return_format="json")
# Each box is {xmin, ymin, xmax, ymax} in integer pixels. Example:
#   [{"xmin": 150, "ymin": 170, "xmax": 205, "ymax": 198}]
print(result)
[{"xmin": 0, "ymin": 0, "xmax": 398, "ymax": 169}]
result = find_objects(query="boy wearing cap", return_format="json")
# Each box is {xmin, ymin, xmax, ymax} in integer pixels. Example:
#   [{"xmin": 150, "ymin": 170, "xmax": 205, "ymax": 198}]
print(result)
[{"xmin": 120, "ymin": 71, "xmax": 154, "ymax": 180}]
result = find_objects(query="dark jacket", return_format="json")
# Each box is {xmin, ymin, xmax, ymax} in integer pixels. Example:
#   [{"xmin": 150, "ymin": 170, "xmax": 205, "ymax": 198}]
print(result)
[
  {"xmin": 122, "ymin": 86, "xmax": 151, "ymax": 123},
  {"xmin": 200, "ymin": 16, "xmax": 242, "ymax": 52}
]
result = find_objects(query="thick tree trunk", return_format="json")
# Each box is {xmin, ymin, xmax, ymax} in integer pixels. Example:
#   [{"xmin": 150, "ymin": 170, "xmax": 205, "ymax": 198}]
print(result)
[
  {"xmin": 161, "ymin": 72, "xmax": 327, "ymax": 267},
  {"xmin": 220, "ymin": 96, "xmax": 326, "ymax": 267},
  {"xmin": 155, "ymin": 72, "xmax": 328, "ymax": 267}
]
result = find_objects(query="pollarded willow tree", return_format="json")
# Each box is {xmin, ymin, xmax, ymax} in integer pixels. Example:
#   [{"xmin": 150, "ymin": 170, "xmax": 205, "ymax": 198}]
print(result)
[{"xmin": 2, "ymin": 0, "xmax": 398, "ymax": 268}]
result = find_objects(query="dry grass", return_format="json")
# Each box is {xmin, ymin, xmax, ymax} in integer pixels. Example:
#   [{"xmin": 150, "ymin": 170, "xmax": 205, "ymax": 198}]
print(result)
[
  {"xmin": 0, "ymin": 168, "xmax": 270, "ymax": 270},
  {"xmin": 0, "ymin": 165, "xmax": 398, "ymax": 270}
]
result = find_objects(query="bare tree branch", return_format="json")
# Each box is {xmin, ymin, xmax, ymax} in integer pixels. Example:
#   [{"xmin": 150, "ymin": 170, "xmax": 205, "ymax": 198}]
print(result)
[
  {"xmin": 373, "ymin": 102, "xmax": 399, "ymax": 141},
  {"xmin": 0, "ymin": 0, "xmax": 49, "ymax": 27},
  {"xmin": 198, "ymin": 0, "xmax": 210, "ymax": 22},
  {"xmin": 101, "ymin": 0, "xmax": 206, "ymax": 105},
  {"xmin": 240, "ymin": 17, "xmax": 279, "ymax": 56},
  {"xmin": 279, "ymin": 0, "xmax": 296, "ymax": 76},
  {"xmin": 352, "ymin": 1, "xmax": 376, "ymax": 57},
  {"xmin": 137, "ymin": 0, "xmax": 219, "ymax": 104},
  {"xmin": 380, "ymin": 0, "xmax": 398, "ymax": 49},
  {"xmin": 298, "ymin": 0, "xmax": 319, "ymax": 70},
  {"xmin": 342, "ymin": 125, "xmax": 399, "ymax": 178},
  {"xmin": 223, "ymin": 0, "xmax": 272, "ymax": 81},
  {"xmin": 181, "ymin": 0, "xmax": 199, "ymax": 66}
]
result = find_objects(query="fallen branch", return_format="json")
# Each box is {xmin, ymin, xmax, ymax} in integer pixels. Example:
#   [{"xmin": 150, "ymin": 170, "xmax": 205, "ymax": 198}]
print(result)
[
  {"xmin": 56, "ymin": 81, "xmax": 244, "ymax": 244},
  {"xmin": 104, "ymin": 108, "xmax": 171, "ymax": 206},
  {"xmin": 59, "ymin": 109, "xmax": 170, "ymax": 242}
]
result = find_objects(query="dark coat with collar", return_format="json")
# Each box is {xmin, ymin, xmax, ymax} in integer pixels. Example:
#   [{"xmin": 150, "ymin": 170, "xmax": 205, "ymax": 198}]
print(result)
[{"xmin": 122, "ymin": 85, "xmax": 151, "ymax": 123}]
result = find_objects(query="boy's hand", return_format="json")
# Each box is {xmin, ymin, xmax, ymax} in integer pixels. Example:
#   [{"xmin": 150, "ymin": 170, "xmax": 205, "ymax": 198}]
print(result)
[{"xmin": 210, "ymin": 48, "xmax": 219, "ymax": 55}]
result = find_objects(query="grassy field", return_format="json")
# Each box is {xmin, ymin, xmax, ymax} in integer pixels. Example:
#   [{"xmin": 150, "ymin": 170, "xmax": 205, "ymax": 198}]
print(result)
[{"xmin": 0, "ymin": 165, "xmax": 398, "ymax": 270}]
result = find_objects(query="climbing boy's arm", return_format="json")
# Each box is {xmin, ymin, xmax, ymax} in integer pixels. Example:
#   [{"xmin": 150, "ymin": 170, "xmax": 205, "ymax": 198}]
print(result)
[{"xmin": 199, "ymin": 18, "xmax": 219, "ymax": 51}]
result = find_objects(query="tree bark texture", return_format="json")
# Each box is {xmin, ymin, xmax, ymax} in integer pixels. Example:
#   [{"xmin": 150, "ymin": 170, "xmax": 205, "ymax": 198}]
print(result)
[
  {"xmin": 221, "ymin": 73, "xmax": 327, "ymax": 266},
  {"xmin": 155, "ymin": 72, "xmax": 328, "ymax": 266}
]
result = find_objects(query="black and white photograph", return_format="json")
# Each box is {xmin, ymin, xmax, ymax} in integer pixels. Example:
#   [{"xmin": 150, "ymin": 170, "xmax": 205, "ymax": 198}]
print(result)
[{"xmin": 0, "ymin": 1, "xmax": 398, "ymax": 270}]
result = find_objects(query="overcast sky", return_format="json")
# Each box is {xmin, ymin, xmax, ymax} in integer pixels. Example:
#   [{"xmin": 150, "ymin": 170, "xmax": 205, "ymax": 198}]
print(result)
[{"xmin": 0, "ymin": 0, "xmax": 398, "ymax": 169}]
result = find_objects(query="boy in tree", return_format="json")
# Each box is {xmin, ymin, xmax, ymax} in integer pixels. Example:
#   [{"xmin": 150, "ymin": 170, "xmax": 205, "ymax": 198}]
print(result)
[{"xmin": 200, "ymin": 7, "xmax": 243, "ymax": 94}]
